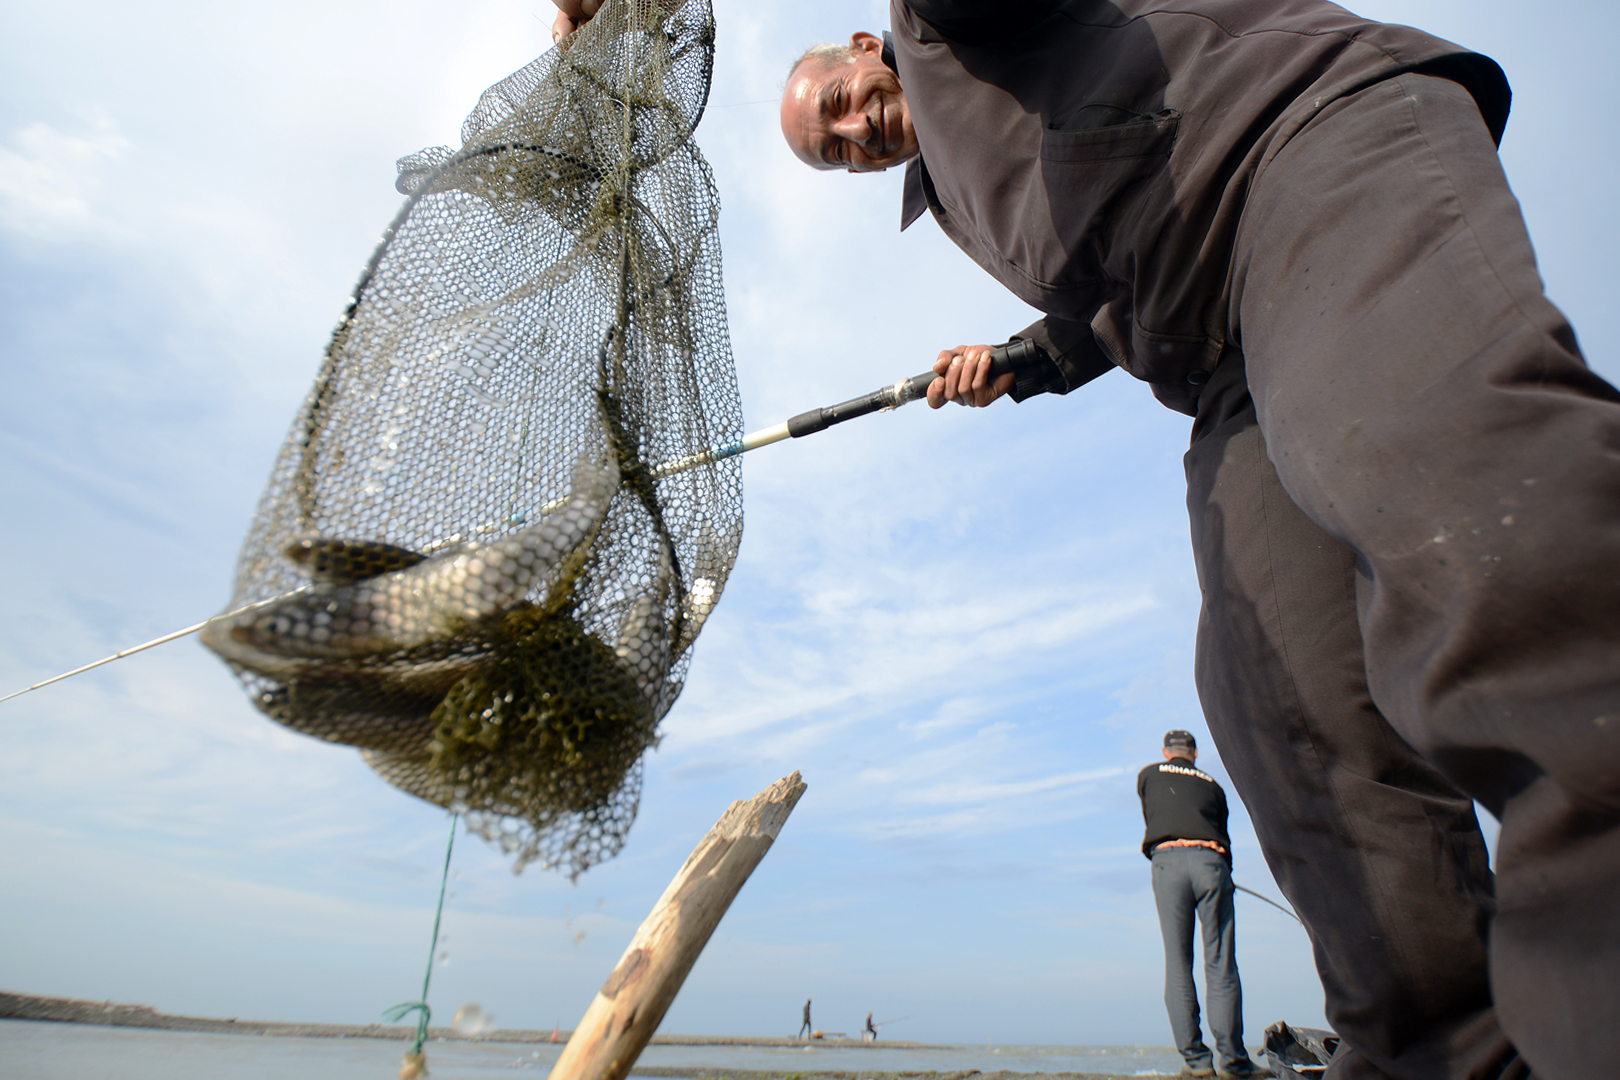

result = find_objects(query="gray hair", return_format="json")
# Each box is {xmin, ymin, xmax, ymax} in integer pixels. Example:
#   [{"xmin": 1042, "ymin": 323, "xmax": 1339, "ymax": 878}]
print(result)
[{"xmin": 787, "ymin": 42, "xmax": 858, "ymax": 82}]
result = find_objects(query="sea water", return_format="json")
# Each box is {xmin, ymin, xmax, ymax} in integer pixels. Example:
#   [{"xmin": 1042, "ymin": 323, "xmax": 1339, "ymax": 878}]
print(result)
[{"xmin": 1, "ymin": 1020, "xmax": 1188, "ymax": 1078}]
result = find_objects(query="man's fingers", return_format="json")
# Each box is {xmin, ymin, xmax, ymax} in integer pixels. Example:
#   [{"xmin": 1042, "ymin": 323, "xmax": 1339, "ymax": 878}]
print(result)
[
  {"xmin": 929, "ymin": 349, "xmax": 956, "ymax": 407},
  {"xmin": 551, "ymin": 0, "xmax": 598, "ymax": 18},
  {"xmin": 949, "ymin": 352, "xmax": 970, "ymax": 403},
  {"xmin": 928, "ymin": 344, "xmax": 1005, "ymax": 408},
  {"xmin": 967, "ymin": 348, "xmax": 992, "ymax": 391},
  {"xmin": 961, "ymin": 347, "xmax": 998, "ymax": 406},
  {"xmin": 551, "ymin": 0, "xmax": 605, "ymax": 44}
]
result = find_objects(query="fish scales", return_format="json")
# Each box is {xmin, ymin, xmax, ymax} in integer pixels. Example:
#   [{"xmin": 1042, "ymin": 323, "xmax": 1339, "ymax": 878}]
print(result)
[{"xmin": 201, "ymin": 456, "xmax": 618, "ymax": 672}]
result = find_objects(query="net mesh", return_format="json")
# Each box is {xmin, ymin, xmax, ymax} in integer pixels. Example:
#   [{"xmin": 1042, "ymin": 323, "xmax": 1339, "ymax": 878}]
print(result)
[{"xmin": 201, "ymin": 0, "xmax": 740, "ymax": 878}]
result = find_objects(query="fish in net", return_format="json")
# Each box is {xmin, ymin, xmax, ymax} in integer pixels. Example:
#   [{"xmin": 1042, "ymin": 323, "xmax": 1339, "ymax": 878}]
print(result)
[{"xmin": 201, "ymin": 0, "xmax": 740, "ymax": 878}]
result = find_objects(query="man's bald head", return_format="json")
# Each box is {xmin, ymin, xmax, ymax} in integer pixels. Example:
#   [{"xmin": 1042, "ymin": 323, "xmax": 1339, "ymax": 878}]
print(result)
[
  {"xmin": 789, "ymin": 42, "xmax": 861, "ymax": 79},
  {"xmin": 779, "ymin": 32, "xmax": 918, "ymax": 173}
]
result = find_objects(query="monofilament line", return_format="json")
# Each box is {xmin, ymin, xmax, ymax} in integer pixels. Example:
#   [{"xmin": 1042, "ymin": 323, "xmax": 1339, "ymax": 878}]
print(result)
[
  {"xmin": 1235, "ymin": 882, "xmax": 1301, "ymax": 922},
  {"xmin": 385, "ymin": 813, "xmax": 460, "ymax": 1072}
]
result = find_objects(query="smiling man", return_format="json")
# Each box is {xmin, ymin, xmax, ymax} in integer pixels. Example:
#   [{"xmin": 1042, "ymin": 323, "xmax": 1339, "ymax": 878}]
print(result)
[
  {"xmin": 780, "ymin": 33, "xmax": 918, "ymax": 173},
  {"xmin": 767, "ymin": 4, "xmax": 1620, "ymax": 1080}
]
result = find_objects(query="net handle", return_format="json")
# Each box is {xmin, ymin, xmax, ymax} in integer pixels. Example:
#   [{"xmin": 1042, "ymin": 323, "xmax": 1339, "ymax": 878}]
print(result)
[
  {"xmin": 648, "ymin": 339, "xmax": 1048, "ymax": 480},
  {"xmin": 0, "ymin": 343, "xmax": 1047, "ymax": 703}
]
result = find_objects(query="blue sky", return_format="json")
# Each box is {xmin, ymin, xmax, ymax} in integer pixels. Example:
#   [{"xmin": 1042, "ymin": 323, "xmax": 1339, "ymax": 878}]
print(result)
[{"xmin": 2, "ymin": 0, "xmax": 1617, "ymax": 1052}]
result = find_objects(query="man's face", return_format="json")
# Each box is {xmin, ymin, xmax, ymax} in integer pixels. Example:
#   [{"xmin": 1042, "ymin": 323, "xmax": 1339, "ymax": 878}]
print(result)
[{"xmin": 779, "ymin": 32, "xmax": 918, "ymax": 173}]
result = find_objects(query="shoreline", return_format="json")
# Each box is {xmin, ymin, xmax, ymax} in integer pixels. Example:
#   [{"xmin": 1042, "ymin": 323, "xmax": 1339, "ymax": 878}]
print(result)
[
  {"xmin": 0, "ymin": 991, "xmax": 933, "ymax": 1049},
  {"xmin": 4, "ymin": 994, "xmax": 1175, "ymax": 1080}
]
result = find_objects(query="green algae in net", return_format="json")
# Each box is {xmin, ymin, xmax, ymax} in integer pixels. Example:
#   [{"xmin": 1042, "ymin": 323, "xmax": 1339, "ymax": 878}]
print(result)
[{"xmin": 201, "ymin": 0, "xmax": 740, "ymax": 877}]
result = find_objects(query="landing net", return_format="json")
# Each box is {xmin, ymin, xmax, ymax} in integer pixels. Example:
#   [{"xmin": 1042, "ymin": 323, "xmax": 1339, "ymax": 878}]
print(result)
[{"xmin": 202, "ymin": 0, "xmax": 740, "ymax": 878}]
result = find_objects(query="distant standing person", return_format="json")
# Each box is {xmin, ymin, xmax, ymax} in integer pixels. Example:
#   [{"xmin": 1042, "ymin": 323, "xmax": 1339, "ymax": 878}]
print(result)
[
  {"xmin": 865, "ymin": 1012, "xmax": 877, "ymax": 1042},
  {"xmin": 799, "ymin": 999, "xmax": 812, "ymax": 1040},
  {"xmin": 1138, "ymin": 731, "xmax": 1262, "ymax": 1079}
]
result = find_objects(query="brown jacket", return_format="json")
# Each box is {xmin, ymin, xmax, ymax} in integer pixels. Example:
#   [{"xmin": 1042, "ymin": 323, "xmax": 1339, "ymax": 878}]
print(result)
[{"xmin": 890, "ymin": 0, "xmax": 1509, "ymax": 415}]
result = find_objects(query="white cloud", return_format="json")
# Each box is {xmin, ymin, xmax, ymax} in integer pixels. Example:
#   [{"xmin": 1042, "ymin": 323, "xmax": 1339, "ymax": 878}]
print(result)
[
  {"xmin": 898, "ymin": 766, "xmax": 1126, "ymax": 807},
  {"xmin": 904, "ymin": 694, "xmax": 993, "ymax": 737},
  {"xmin": 0, "ymin": 114, "xmax": 129, "ymax": 236}
]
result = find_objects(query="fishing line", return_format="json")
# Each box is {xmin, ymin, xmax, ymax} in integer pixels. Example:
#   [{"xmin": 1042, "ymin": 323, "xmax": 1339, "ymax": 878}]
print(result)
[
  {"xmin": 1234, "ymin": 882, "xmax": 1301, "ymax": 922},
  {"xmin": 385, "ymin": 812, "xmax": 460, "ymax": 1077}
]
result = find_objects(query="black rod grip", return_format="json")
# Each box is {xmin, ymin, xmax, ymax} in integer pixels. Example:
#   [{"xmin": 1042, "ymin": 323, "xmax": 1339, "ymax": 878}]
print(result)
[
  {"xmin": 898, "ymin": 337, "xmax": 1045, "ymax": 400},
  {"xmin": 786, "ymin": 408, "xmax": 831, "ymax": 438},
  {"xmin": 787, "ymin": 339, "xmax": 1048, "ymax": 439}
]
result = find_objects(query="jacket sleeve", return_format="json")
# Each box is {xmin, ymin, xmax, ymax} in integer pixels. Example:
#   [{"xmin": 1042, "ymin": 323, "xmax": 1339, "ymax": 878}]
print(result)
[
  {"xmin": 903, "ymin": 0, "xmax": 1055, "ymax": 43},
  {"xmin": 1006, "ymin": 315, "xmax": 1119, "ymax": 403}
]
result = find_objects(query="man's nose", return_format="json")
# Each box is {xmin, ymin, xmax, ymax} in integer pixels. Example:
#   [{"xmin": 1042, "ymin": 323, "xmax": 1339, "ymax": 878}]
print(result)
[{"xmin": 830, "ymin": 112, "xmax": 876, "ymax": 146}]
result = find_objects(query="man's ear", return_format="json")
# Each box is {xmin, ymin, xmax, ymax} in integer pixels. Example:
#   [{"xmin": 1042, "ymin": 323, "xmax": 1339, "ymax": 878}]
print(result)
[{"xmin": 850, "ymin": 31, "xmax": 884, "ymax": 56}]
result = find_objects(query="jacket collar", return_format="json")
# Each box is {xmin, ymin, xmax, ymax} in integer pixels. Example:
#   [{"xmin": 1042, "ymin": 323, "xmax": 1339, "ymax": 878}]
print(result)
[
  {"xmin": 901, "ymin": 157, "xmax": 937, "ymax": 231},
  {"xmin": 888, "ymin": 31, "xmax": 932, "ymax": 231}
]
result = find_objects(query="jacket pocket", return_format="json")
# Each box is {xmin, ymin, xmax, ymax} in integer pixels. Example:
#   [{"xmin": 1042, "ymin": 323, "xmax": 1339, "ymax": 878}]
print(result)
[{"xmin": 1041, "ymin": 109, "xmax": 1180, "ymax": 163}]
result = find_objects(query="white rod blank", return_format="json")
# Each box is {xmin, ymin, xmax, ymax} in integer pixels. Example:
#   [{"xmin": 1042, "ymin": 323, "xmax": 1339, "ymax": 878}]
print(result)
[
  {"xmin": 0, "ymin": 588, "xmax": 309, "ymax": 705},
  {"xmin": 649, "ymin": 421, "xmax": 790, "ymax": 481}
]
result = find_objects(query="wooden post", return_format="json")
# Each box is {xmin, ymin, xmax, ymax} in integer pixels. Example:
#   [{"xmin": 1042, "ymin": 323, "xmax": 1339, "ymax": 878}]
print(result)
[{"xmin": 547, "ymin": 771, "xmax": 807, "ymax": 1080}]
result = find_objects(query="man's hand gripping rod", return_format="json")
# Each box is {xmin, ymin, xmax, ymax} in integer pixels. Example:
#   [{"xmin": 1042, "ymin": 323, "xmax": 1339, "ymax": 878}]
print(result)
[{"xmin": 650, "ymin": 339, "xmax": 1045, "ymax": 481}]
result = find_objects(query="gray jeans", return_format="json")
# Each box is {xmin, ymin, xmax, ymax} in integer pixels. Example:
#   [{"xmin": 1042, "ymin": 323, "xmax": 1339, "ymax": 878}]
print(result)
[{"xmin": 1151, "ymin": 845, "xmax": 1247, "ymax": 1071}]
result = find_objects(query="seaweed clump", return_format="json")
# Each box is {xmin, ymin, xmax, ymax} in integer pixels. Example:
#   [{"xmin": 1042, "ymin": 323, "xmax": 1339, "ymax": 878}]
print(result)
[{"xmin": 434, "ymin": 601, "xmax": 655, "ymax": 810}]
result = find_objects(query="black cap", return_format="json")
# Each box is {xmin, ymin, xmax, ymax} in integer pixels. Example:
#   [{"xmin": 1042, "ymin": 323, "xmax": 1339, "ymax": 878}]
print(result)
[{"xmin": 1164, "ymin": 729, "xmax": 1197, "ymax": 749}]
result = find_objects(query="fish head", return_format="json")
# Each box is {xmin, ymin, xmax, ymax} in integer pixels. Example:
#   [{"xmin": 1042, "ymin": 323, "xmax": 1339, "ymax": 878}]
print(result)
[
  {"xmin": 237, "ymin": 608, "xmax": 305, "ymax": 650},
  {"xmin": 199, "ymin": 591, "xmax": 345, "ymax": 676}
]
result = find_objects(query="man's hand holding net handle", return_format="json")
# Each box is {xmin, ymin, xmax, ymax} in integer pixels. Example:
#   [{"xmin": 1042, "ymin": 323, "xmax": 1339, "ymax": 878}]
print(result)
[
  {"xmin": 551, "ymin": 0, "xmax": 685, "ymax": 44},
  {"xmin": 551, "ymin": 0, "xmax": 604, "ymax": 44},
  {"xmin": 785, "ymin": 338, "xmax": 1049, "ymax": 437}
]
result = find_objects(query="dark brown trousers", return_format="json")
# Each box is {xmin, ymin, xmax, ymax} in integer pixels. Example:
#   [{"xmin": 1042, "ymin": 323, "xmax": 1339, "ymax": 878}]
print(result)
[{"xmin": 1185, "ymin": 74, "xmax": 1620, "ymax": 1080}]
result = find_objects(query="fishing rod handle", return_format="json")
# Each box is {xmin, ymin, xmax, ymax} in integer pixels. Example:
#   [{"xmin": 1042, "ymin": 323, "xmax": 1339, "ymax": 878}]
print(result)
[
  {"xmin": 895, "ymin": 336, "xmax": 1044, "ymax": 401},
  {"xmin": 786, "ymin": 338, "xmax": 1048, "ymax": 438}
]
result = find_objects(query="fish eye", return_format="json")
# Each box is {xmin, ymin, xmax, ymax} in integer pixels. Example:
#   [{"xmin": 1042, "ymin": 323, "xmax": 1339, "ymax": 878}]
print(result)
[{"xmin": 258, "ymin": 615, "xmax": 294, "ymax": 638}]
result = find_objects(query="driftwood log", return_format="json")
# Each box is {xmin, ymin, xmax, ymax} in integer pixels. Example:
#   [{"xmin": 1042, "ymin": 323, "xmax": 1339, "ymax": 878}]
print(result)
[{"xmin": 547, "ymin": 771, "xmax": 808, "ymax": 1080}]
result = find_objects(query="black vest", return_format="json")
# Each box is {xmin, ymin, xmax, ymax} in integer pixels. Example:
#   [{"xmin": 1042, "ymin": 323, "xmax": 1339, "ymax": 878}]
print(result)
[{"xmin": 1137, "ymin": 759, "xmax": 1231, "ymax": 860}]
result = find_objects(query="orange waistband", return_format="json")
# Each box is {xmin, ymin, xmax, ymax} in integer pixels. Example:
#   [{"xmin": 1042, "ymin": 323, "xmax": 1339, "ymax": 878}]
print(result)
[{"xmin": 1153, "ymin": 838, "xmax": 1228, "ymax": 855}]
